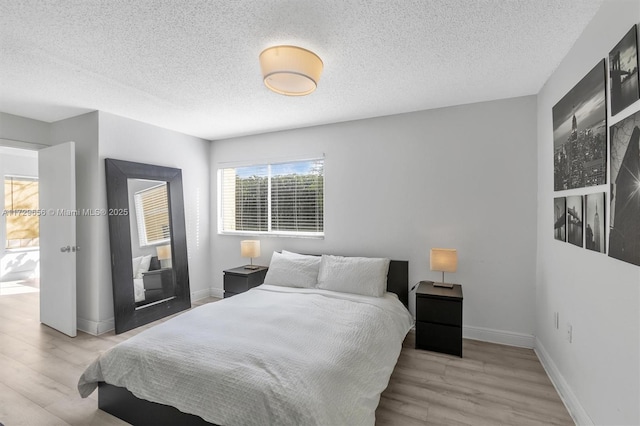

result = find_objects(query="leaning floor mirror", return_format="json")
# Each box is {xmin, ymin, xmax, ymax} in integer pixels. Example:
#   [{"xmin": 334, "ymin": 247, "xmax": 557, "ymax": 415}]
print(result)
[{"xmin": 105, "ymin": 159, "xmax": 190, "ymax": 334}]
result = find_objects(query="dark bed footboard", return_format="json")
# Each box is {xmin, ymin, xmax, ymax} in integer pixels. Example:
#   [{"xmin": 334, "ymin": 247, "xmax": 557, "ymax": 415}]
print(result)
[{"xmin": 98, "ymin": 382, "xmax": 215, "ymax": 425}]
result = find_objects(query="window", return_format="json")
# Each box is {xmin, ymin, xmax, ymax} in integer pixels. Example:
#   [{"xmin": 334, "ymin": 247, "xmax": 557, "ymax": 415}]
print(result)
[
  {"xmin": 134, "ymin": 182, "xmax": 171, "ymax": 246},
  {"xmin": 4, "ymin": 176, "xmax": 39, "ymax": 249},
  {"xmin": 219, "ymin": 158, "xmax": 324, "ymax": 237}
]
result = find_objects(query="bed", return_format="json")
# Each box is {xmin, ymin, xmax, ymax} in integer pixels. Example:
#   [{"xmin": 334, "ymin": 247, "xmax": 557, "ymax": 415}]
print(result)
[{"xmin": 79, "ymin": 253, "xmax": 412, "ymax": 425}]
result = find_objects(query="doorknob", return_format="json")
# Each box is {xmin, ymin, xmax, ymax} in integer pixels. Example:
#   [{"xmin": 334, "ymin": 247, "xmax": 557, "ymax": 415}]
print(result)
[{"xmin": 60, "ymin": 246, "xmax": 71, "ymax": 252}]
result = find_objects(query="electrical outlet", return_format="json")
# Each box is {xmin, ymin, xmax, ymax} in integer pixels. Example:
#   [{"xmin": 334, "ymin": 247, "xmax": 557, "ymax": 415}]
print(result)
[
  {"xmin": 567, "ymin": 323, "xmax": 573, "ymax": 343},
  {"xmin": 554, "ymin": 312, "xmax": 559, "ymax": 329}
]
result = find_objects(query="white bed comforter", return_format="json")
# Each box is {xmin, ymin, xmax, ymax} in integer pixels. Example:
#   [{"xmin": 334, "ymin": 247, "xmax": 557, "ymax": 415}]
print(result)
[
  {"xmin": 78, "ymin": 285, "xmax": 413, "ymax": 426},
  {"xmin": 133, "ymin": 278, "xmax": 145, "ymax": 302}
]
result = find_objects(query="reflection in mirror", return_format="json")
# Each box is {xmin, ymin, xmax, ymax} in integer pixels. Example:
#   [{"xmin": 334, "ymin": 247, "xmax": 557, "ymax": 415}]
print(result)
[
  {"xmin": 105, "ymin": 158, "xmax": 190, "ymax": 334},
  {"xmin": 128, "ymin": 179, "xmax": 176, "ymax": 309}
]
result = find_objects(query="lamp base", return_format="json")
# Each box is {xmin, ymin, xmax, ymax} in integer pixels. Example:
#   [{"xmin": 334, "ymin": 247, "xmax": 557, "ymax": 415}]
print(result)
[
  {"xmin": 433, "ymin": 282, "xmax": 454, "ymax": 288},
  {"xmin": 243, "ymin": 265, "xmax": 260, "ymax": 270}
]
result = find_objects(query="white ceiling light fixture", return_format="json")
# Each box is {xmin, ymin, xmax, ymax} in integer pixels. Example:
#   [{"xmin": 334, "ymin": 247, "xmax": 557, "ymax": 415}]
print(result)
[{"xmin": 259, "ymin": 45, "xmax": 323, "ymax": 96}]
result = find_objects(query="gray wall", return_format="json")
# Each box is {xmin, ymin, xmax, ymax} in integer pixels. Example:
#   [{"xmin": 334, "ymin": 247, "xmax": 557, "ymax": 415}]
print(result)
[
  {"xmin": 535, "ymin": 1, "xmax": 640, "ymax": 424},
  {"xmin": 210, "ymin": 95, "xmax": 538, "ymax": 344},
  {"xmin": 0, "ymin": 112, "xmax": 50, "ymax": 145}
]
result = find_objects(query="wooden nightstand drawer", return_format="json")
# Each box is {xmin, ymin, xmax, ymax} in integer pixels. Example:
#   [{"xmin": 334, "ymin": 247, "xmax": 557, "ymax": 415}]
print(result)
[
  {"xmin": 416, "ymin": 321, "xmax": 462, "ymax": 356},
  {"xmin": 142, "ymin": 269, "xmax": 173, "ymax": 290},
  {"xmin": 416, "ymin": 297, "xmax": 462, "ymax": 326},
  {"xmin": 223, "ymin": 266, "xmax": 268, "ymax": 296},
  {"xmin": 224, "ymin": 273, "xmax": 252, "ymax": 294}
]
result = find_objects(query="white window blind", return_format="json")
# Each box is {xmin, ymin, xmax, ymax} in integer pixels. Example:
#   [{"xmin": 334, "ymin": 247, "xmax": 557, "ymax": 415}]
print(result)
[
  {"xmin": 219, "ymin": 158, "xmax": 324, "ymax": 236},
  {"xmin": 134, "ymin": 183, "xmax": 171, "ymax": 246}
]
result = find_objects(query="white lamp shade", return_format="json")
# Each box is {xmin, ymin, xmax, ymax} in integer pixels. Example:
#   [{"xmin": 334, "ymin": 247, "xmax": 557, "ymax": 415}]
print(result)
[
  {"xmin": 156, "ymin": 244, "xmax": 172, "ymax": 261},
  {"xmin": 241, "ymin": 240, "xmax": 261, "ymax": 258},
  {"xmin": 259, "ymin": 45, "xmax": 323, "ymax": 96},
  {"xmin": 430, "ymin": 248, "xmax": 457, "ymax": 273}
]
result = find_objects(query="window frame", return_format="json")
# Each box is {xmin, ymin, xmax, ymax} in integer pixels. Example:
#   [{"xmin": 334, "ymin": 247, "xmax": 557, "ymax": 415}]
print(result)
[{"xmin": 217, "ymin": 157, "xmax": 325, "ymax": 238}]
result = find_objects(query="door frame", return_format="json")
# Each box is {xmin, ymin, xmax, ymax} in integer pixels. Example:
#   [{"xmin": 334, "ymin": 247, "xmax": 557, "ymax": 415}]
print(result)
[{"xmin": 0, "ymin": 138, "xmax": 47, "ymax": 286}]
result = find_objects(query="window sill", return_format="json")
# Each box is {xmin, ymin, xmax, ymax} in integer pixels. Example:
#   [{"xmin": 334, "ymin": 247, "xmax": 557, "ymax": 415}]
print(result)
[{"xmin": 5, "ymin": 247, "xmax": 39, "ymax": 253}]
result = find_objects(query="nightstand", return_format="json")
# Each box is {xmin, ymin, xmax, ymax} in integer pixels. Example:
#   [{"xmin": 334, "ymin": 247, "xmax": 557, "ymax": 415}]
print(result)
[
  {"xmin": 415, "ymin": 280, "xmax": 463, "ymax": 357},
  {"xmin": 142, "ymin": 268, "xmax": 174, "ymax": 303},
  {"xmin": 223, "ymin": 266, "xmax": 268, "ymax": 298}
]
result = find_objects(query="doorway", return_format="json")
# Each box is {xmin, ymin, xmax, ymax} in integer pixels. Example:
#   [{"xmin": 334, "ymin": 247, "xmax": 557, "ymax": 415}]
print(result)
[
  {"xmin": 0, "ymin": 146, "xmax": 40, "ymax": 329},
  {"xmin": 0, "ymin": 139, "xmax": 77, "ymax": 337}
]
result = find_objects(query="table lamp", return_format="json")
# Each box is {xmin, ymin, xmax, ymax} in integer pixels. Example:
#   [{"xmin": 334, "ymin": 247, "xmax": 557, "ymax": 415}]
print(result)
[
  {"xmin": 241, "ymin": 240, "xmax": 261, "ymax": 269},
  {"xmin": 156, "ymin": 244, "xmax": 172, "ymax": 268},
  {"xmin": 430, "ymin": 248, "xmax": 457, "ymax": 288}
]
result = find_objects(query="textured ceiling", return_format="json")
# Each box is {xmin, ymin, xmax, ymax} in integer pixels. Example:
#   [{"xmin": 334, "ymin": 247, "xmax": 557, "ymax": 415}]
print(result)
[{"xmin": 0, "ymin": 0, "xmax": 603, "ymax": 140}]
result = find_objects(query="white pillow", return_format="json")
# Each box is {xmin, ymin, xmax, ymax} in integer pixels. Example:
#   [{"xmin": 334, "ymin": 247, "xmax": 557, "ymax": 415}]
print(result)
[
  {"xmin": 316, "ymin": 255, "xmax": 390, "ymax": 297},
  {"xmin": 132, "ymin": 256, "xmax": 142, "ymax": 279},
  {"xmin": 263, "ymin": 251, "xmax": 321, "ymax": 288},
  {"xmin": 282, "ymin": 250, "xmax": 316, "ymax": 259},
  {"xmin": 135, "ymin": 254, "xmax": 153, "ymax": 279}
]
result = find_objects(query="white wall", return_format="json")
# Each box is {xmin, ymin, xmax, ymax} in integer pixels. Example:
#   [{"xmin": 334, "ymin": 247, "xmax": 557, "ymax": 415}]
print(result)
[
  {"xmin": 98, "ymin": 112, "xmax": 211, "ymax": 327},
  {"xmin": 210, "ymin": 95, "xmax": 538, "ymax": 345},
  {"xmin": 535, "ymin": 2, "xmax": 640, "ymax": 425}
]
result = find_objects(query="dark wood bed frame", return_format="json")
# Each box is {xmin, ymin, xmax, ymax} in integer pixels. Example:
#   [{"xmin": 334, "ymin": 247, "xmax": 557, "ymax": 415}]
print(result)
[{"xmin": 98, "ymin": 259, "xmax": 408, "ymax": 425}]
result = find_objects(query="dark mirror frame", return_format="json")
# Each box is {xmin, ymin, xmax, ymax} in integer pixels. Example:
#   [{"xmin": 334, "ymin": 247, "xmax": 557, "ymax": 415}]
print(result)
[{"xmin": 105, "ymin": 158, "xmax": 191, "ymax": 334}]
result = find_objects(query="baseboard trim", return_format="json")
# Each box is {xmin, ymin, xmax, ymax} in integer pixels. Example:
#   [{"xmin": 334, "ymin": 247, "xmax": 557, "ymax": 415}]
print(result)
[
  {"xmin": 210, "ymin": 287, "xmax": 224, "ymax": 298},
  {"xmin": 463, "ymin": 325, "xmax": 535, "ymax": 349},
  {"xmin": 77, "ymin": 317, "xmax": 114, "ymax": 336},
  {"xmin": 534, "ymin": 338, "xmax": 593, "ymax": 426},
  {"xmin": 79, "ymin": 290, "xmax": 217, "ymax": 336},
  {"xmin": 191, "ymin": 288, "xmax": 211, "ymax": 302}
]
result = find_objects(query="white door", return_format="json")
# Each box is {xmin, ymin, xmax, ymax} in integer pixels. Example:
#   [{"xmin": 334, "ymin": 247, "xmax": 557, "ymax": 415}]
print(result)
[{"xmin": 38, "ymin": 142, "xmax": 77, "ymax": 337}]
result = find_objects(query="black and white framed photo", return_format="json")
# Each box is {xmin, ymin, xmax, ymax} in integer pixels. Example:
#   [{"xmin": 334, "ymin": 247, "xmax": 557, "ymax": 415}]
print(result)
[
  {"xmin": 585, "ymin": 192, "xmax": 605, "ymax": 253},
  {"xmin": 566, "ymin": 195, "xmax": 583, "ymax": 248},
  {"xmin": 609, "ymin": 25, "xmax": 639, "ymax": 116},
  {"xmin": 553, "ymin": 60, "xmax": 607, "ymax": 191},
  {"xmin": 554, "ymin": 197, "xmax": 566, "ymax": 242},
  {"xmin": 609, "ymin": 109, "xmax": 640, "ymax": 266}
]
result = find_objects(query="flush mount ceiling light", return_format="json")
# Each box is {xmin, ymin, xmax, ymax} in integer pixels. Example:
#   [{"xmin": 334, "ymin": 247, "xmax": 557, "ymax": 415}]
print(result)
[{"xmin": 259, "ymin": 45, "xmax": 323, "ymax": 96}]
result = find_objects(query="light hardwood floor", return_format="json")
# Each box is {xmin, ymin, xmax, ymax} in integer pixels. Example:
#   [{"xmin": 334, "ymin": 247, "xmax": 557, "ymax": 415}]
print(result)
[
  {"xmin": 377, "ymin": 333, "xmax": 573, "ymax": 425},
  {"xmin": 0, "ymin": 290, "xmax": 573, "ymax": 426}
]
